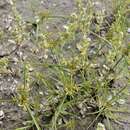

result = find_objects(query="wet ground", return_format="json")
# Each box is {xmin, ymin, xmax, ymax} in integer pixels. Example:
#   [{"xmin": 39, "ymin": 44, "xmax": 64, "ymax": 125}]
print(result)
[{"xmin": 0, "ymin": 0, "xmax": 130, "ymax": 130}]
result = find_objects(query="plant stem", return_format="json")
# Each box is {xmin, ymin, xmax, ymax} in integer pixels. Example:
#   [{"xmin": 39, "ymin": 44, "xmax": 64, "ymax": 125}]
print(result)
[{"xmin": 25, "ymin": 104, "xmax": 41, "ymax": 130}]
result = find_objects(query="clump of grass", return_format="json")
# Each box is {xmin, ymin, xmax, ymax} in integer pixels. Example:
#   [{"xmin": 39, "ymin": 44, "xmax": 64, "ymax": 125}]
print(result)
[
  {"xmin": 0, "ymin": 58, "xmax": 9, "ymax": 74},
  {"xmin": 0, "ymin": 0, "xmax": 129, "ymax": 130}
]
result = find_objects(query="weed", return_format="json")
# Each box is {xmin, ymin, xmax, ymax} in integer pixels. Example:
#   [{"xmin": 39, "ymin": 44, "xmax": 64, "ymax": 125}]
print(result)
[{"xmin": 0, "ymin": 0, "xmax": 129, "ymax": 130}]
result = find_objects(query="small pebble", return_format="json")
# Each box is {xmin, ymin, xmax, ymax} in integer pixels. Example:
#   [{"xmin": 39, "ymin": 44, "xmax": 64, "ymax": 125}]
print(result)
[
  {"xmin": 46, "ymin": 25, "xmax": 49, "ymax": 29},
  {"xmin": 97, "ymin": 123, "xmax": 106, "ymax": 130},
  {"xmin": 7, "ymin": 0, "xmax": 14, "ymax": 5},
  {"xmin": 53, "ymin": 3, "xmax": 57, "ymax": 7},
  {"xmin": 0, "ymin": 110, "xmax": 5, "ymax": 120},
  {"xmin": 87, "ymin": 37, "xmax": 91, "ymax": 42},
  {"xmin": 63, "ymin": 25, "xmax": 69, "ymax": 31},
  {"xmin": 12, "ymin": 57, "xmax": 18, "ymax": 63},
  {"xmin": 39, "ymin": 91, "xmax": 43, "ymax": 95},
  {"xmin": 41, "ymin": 1, "xmax": 44, "ymax": 5},
  {"xmin": 43, "ymin": 54, "xmax": 48, "ymax": 59},
  {"xmin": 8, "ymin": 39, "xmax": 16, "ymax": 44},
  {"xmin": 28, "ymin": 66, "xmax": 34, "ymax": 72},
  {"xmin": 77, "ymin": 103, "xmax": 83, "ymax": 109}
]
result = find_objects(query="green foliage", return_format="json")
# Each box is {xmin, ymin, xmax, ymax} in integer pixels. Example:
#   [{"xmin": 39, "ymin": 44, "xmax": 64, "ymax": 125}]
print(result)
[
  {"xmin": 0, "ymin": 58, "xmax": 9, "ymax": 73},
  {"xmin": 0, "ymin": 0, "xmax": 129, "ymax": 130}
]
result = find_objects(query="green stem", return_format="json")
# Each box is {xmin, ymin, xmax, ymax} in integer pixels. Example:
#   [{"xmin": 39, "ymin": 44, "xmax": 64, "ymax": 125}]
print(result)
[{"xmin": 25, "ymin": 104, "xmax": 41, "ymax": 130}]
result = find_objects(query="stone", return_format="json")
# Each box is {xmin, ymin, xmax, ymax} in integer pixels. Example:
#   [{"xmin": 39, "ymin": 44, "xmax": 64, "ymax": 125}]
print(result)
[{"xmin": 0, "ymin": 110, "xmax": 5, "ymax": 120}]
